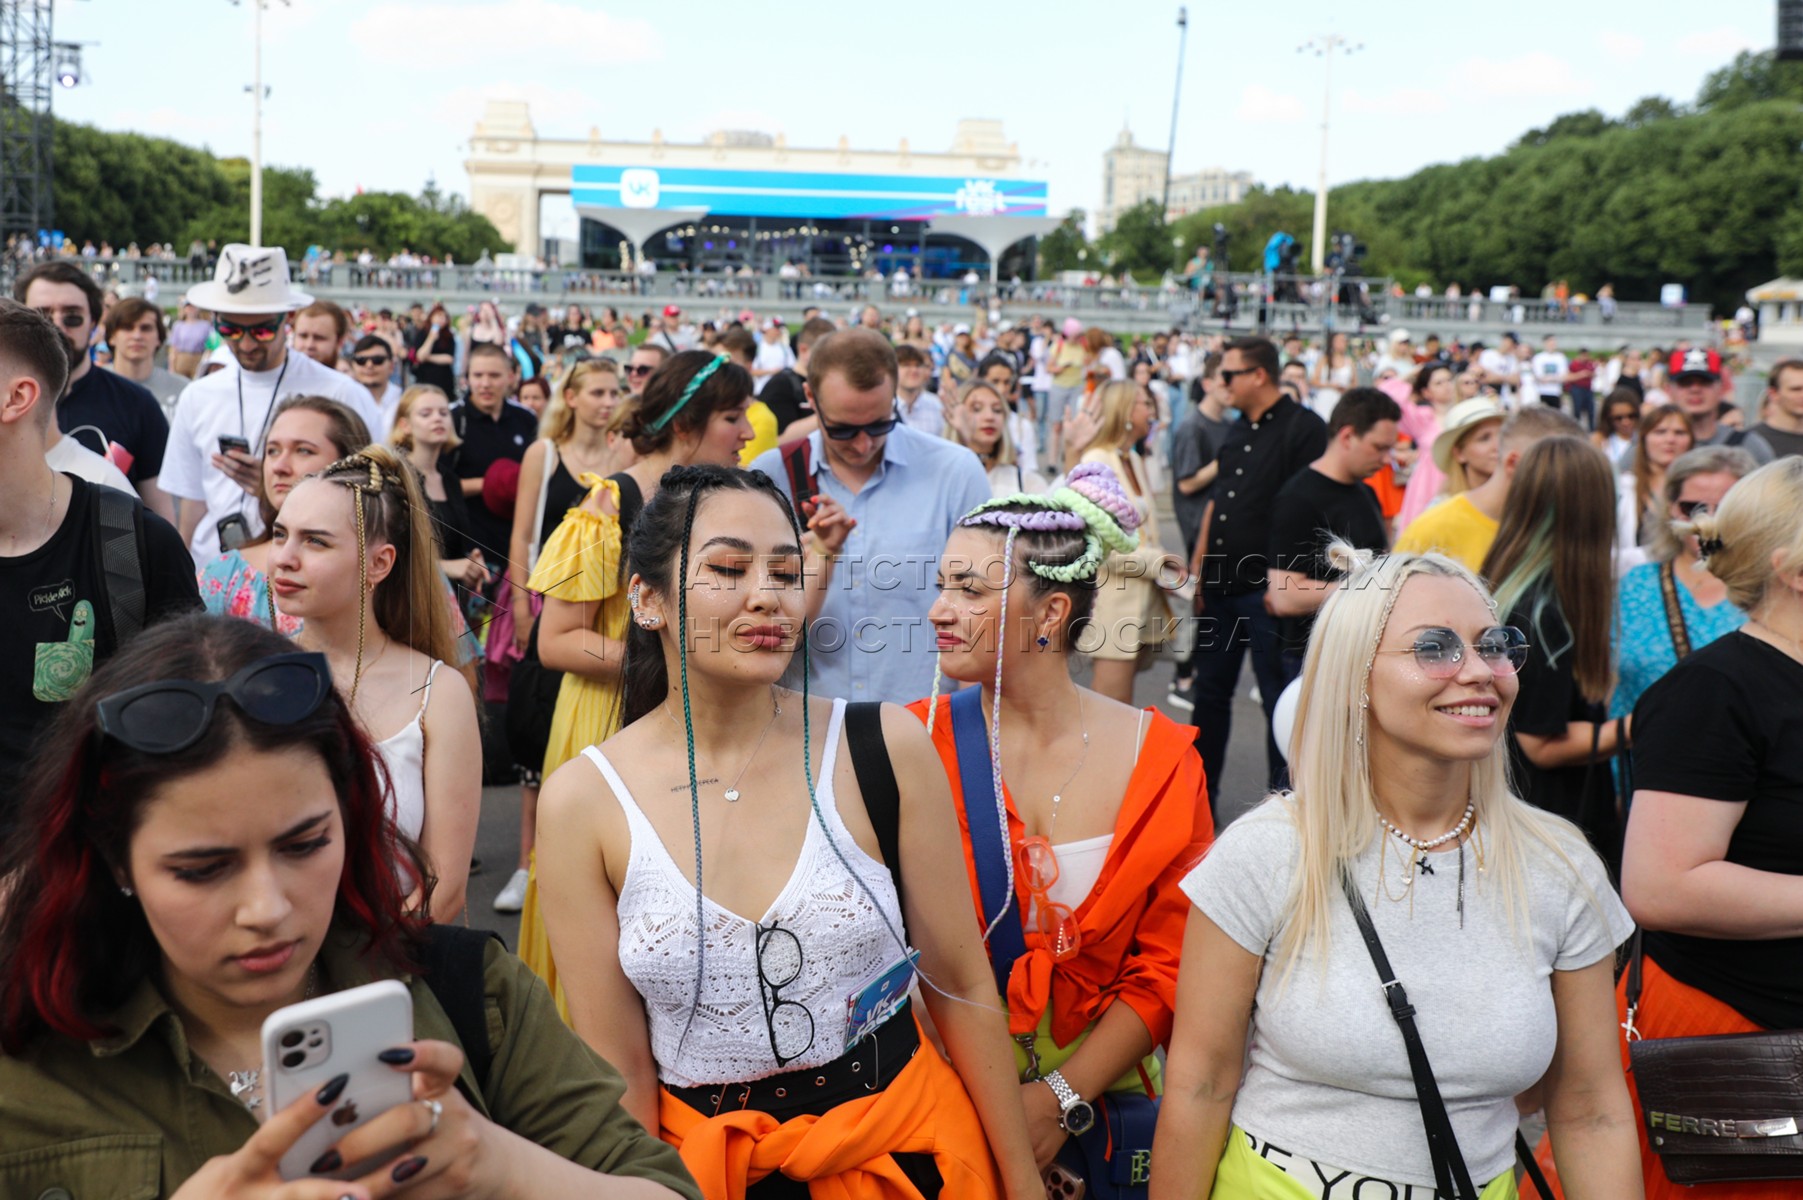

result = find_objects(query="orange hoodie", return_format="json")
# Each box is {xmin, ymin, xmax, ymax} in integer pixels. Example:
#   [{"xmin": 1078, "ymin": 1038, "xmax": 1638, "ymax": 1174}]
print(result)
[{"xmin": 905, "ymin": 700, "xmax": 1212, "ymax": 1048}]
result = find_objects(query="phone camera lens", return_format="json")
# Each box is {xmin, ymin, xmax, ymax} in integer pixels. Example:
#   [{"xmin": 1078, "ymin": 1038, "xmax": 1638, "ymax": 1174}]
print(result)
[
  {"xmin": 281, "ymin": 1049, "xmax": 306, "ymax": 1069},
  {"xmin": 281, "ymin": 1030, "xmax": 304, "ymax": 1048}
]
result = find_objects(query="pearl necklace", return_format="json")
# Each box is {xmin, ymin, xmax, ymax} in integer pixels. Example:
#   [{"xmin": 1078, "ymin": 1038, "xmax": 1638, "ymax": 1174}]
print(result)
[{"xmin": 1377, "ymin": 803, "xmax": 1474, "ymax": 852}]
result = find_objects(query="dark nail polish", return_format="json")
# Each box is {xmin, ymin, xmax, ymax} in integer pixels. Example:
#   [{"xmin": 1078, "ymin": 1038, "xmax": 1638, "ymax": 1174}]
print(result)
[
  {"xmin": 391, "ymin": 1155, "xmax": 428, "ymax": 1183},
  {"xmin": 377, "ymin": 1047, "xmax": 415, "ymax": 1064},
  {"xmin": 316, "ymin": 1073, "xmax": 349, "ymax": 1105},
  {"xmin": 309, "ymin": 1149, "xmax": 343, "ymax": 1174}
]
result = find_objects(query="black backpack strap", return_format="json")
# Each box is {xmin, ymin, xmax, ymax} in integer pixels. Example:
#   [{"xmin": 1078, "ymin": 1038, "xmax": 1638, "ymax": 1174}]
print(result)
[
  {"xmin": 1341, "ymin": 872, "xmax": 1480, "ymax": 1199},
  {"xmin": 845, "ymin": 701, "xmax": 905, "ymax": 918},
  {"xmin": 417, "ymin": 926, "xmax": 505, "ymax": 1101},
  {"xmin": 91, "ymin": 485, "xmax": 147, "ymax": 645}
]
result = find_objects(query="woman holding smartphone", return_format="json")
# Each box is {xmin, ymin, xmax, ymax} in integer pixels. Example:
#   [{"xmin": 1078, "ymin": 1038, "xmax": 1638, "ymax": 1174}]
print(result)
[{"xmin": 0, "ymin": 615, "xmax": 700, "ymax": 1200}]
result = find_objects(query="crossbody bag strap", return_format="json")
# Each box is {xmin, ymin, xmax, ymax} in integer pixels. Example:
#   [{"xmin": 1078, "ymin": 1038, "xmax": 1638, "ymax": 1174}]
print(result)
[
  {"xmin": 952, "ymin": 686, "xmax": 1027, "ymax": 997},
  {"xmin": 1658, "ymin": 561, "xmax": 1693, "ymax": 661},
  {"xmin": 844, "ymin": 701, "xmax": 906, "ymax": 920},
  {"xmin": 1340, "ymin": 872, "xmax": 1480, "ymax": 1200},
  {"xmin": 1623, "ymin": 927, "xmax": 1646, "ymax": 1039}
]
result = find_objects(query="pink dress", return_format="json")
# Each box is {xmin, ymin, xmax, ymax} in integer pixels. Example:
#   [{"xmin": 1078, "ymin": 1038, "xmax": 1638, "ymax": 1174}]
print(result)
[{"xmin": 1396, "ymin": 402, "xmax": 1448, "ymax": 531}]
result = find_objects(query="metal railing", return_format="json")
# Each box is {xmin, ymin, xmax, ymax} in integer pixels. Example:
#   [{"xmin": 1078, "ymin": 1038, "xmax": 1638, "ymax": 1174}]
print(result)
[{"xmin": 34, "ymin": 254, "xmax": 1712, "ymax": 336}]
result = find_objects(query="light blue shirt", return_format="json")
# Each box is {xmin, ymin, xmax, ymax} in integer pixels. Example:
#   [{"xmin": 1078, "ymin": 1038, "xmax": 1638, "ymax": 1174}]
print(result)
[{"xmin": 751, "ymin": 424, "xmax": 991, "ymax": 705}]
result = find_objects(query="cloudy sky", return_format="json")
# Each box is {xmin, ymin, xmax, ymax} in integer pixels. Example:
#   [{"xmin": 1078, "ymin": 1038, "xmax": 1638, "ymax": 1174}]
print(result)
[{"xmin": 50, "ymin": 0, "xmax": 1774, "ymax": 241}]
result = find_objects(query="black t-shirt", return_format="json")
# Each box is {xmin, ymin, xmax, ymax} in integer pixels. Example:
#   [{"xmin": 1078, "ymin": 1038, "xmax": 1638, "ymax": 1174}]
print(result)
[
  {"xmin": 58, "ymin": 365, "xmax": 169, "ymax": 485},
  {"xmin": 1504, "ymin": 585, "xmax": 1619, "ymax": 860},
  {"xmin": 1198, "ymin": 396, "xmax": 1329, "ymax": 596},
  {"xmin": 450, "ymin": 398, "xmax": 539, "ymax": 567},
  {"xmin": 1634, "ymin": 632, "xmax": 1803, "ymax": 1029},
  {"xmin": 0, "ymin": 477, "xmax": 201, "ymax": 834},
  {"xmin": 760, "ymin": 368, "xmax": 811, "ymax": 434},
  {"xmin": 1751, "ymin": 422, "xmax": 1803, "ymax": 460},
  {"xmin": 1266, "ymin": 466, "xmax": 1388, "ymax": 654},
  {"xmin": 425, "ymin": 460, "xmax": 471, "ymax": 562}
]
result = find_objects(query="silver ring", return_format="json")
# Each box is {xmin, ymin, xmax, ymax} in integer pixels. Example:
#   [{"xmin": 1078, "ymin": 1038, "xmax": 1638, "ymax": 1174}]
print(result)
[{"xmin": 421, "ymin": 1097, "xmax": 442, "ymax": 1139}]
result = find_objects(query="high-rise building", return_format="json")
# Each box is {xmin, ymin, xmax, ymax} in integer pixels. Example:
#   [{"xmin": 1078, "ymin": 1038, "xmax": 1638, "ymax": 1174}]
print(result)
[{"xmin": 1098, "ymin": 128, "xmax": 1255, "ymax": 232}]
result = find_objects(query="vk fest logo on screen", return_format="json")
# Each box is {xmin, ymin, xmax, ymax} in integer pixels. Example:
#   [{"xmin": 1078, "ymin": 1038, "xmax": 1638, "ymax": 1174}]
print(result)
[{"xmin": 582, "ymin": 165, "xmax": 1047, "ymax": 220}]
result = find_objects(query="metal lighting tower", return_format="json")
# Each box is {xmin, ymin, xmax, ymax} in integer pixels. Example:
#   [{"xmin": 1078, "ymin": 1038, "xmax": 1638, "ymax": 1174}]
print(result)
[
  {"xmin": 234, "ymin": 0, "xmax": 286, "ymax": 247},
  {"xmin": 1161, "ymin": 6, "xmax": 1189, "ymax": 221},
  {"xmin": 1, "ymin": 0, "xmax": 56, "ymax": 256},
  {"xmin": 1299, "ymin": 33, "xmax": 1361, "ymax": 275}
]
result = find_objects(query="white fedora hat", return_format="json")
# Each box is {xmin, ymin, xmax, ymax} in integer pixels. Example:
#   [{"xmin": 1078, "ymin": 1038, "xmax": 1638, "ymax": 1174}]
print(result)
[{"xmin": 185, "ymin": 244, "xmax": 312, "ymax": 315}]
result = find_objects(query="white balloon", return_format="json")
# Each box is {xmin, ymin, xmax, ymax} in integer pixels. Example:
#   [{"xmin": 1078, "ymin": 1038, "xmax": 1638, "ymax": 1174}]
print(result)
[{"xmin": 1271, "ymin": 676, "xmax": 1305, "ymax": 766}]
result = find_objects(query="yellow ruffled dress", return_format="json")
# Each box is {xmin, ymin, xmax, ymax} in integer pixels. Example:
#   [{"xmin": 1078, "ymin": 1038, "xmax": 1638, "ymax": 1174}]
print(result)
[{"xmin": 516, "ymin": 473, "xmax": 633, "ymax": 1018}]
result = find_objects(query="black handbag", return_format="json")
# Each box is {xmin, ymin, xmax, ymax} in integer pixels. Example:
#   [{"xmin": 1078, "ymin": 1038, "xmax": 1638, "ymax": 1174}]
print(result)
[
  {"xmin": 1342, "ymin": 873, "xmax": 1553, "ymax": 1199},
  {"xmin": 1624, "ymin": 931, "xmax": 1803, "ymax": 1184},
  {"xmin": 503, "ymin": 610, "xmax": 563, "ymax": 774}
]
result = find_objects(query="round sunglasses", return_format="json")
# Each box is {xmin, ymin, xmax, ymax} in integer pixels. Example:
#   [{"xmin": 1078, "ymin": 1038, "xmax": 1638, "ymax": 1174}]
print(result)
[{"xmin": 1374, "ymin": 626, "xmax": 1529, "ymax": 679}]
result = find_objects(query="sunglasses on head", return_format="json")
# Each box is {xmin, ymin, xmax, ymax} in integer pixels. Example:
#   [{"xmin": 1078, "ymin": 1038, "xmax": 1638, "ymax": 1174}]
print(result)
[
  {"xmin": 1375, "ymin": 626, "xmax": 1529, "ymax": 679},
  {"xmin": 820, "ymin": 412, "xmax": 901, "ymax": 441},
  {"xmin": 96, "ymin": 652, "xmax": 332, "ymax": 755},
  {"xmin": 33, "ymin": 307, "xmax": 88, "ymax": 330},
  {"xmin": 351, "ymin": 353, "xmax": 392, "ymax": 367},
  {"xmin": 215, "ymin": 317, "xmax": 285, "ymax": 343}
]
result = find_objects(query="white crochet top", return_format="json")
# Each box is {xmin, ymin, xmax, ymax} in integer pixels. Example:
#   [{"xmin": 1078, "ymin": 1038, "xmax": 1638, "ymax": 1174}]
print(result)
[{"xmin": 583, "ymin": 699, "xmax": 909, "ymax": 1088}]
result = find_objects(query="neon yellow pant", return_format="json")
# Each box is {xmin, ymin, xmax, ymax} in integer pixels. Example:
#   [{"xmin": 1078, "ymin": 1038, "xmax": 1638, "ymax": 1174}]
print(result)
[{"xmin": 1211, "ymin": 1126, "xmax": 1517, "ymax": 1199}]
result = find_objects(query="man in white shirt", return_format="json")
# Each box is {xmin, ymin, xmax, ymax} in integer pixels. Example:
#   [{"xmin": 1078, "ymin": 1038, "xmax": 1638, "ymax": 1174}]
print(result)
[
  {"xmin": 1529, "ymin": 334, "xmax": 1570, "ymax": 409},
  {"xmin": 160, "ymin": 244, "xmax": 382, "ymax": 567},
  {"xmin": 894, "ymin": 343, "xmax": 944, "ymax": 434},
  {"xmin": 1476, "ymin": 335, "xmax": 1523, "ymax": 408},
  {"xmin": 751, "ymin": 319, "xmax": 794, "ymax": 395}
]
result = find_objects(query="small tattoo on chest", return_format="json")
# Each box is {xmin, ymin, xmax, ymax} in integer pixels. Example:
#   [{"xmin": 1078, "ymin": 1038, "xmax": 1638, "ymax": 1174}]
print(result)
[{"xmin": 670, "ymin": 777, "xmax": 721, "ymax": 792}]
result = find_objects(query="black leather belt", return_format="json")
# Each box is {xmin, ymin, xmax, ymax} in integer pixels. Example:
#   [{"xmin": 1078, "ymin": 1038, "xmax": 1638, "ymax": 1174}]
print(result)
[{"xmin": 666, "ymin": 1000, "xmax": 921, "ymax": 1123}]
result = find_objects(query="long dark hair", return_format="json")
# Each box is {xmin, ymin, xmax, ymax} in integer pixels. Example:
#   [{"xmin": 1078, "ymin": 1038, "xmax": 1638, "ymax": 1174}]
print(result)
[
  {"xmin": 617, "ymin": 350, "xmax": 752, "ymax": 457},
  {"xmin": 0, "ymin": 615, "xmax": 426, "ymax": 1052},
  {"xmin": 1481, "ymin": 437, "xmax": 1618, "ymax": 703},
  {"xmin": 620, "ymin": 464, "xmax": 801, "ymax": 727}
]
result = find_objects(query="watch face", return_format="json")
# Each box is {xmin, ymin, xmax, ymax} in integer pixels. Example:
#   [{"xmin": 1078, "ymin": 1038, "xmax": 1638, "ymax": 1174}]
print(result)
[{"xmin": 1061, "ymin": 1099, "xmax": 1097, "ymax": 1136}]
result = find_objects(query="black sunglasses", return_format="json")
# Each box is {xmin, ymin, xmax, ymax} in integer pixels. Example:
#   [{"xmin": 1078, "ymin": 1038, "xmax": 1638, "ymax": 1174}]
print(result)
[
  {"xmin": 1675, "ymin": 499, "xmax": 1714, "ymax": 519},
  {"xmin": 1219, "ymin": 367, "xmax": 1260, "ymax": 385},
  {"xmin": 33, "ymin": 307, "xmax": 88, "ymax": 330},
  {"xmin": 819, "ymin": 412, "xmax": 901, "ymax": 441},
  {"xmin": 352, "ymin": 353, "xmax": 392, "ymax": 367},
  {"xmin": 96, "ymin": 652, "xmax": 332, "ymax": 754},
  {"xmin": 755, "ymin": 922, "xmax": 815, "ymax": 1067},
  {"xmin": 625, "ymin": 363, "xmax": 656, "ymax": 376}
]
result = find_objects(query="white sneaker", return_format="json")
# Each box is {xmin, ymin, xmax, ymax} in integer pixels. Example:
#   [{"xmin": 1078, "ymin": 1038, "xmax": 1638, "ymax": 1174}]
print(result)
[{"xmin": 493, "ymin": 868, "xmax": 530, "ymax": 914}]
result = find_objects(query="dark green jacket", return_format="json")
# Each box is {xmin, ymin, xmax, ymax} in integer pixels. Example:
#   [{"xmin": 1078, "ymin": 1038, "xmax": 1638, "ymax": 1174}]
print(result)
[{"xmin": 0, "ymin": 931, "xmax": 701, "ymax": 1200}]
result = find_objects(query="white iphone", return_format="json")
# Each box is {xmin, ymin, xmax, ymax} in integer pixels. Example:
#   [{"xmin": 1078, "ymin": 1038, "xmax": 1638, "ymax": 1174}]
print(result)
[{"xmin": 260, "ymin": 979, "xmax": 415, "ymax": 1181}]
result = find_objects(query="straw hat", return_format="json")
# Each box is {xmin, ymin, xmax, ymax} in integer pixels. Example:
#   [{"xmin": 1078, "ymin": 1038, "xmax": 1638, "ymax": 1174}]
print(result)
[{"xmin": 1431, "ymin": 398, "xmax": 1506, "ymax": 474}]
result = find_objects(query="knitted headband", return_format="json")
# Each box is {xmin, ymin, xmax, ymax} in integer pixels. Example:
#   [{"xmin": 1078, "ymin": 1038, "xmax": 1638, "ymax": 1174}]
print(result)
[
  {"xmin": 648, "ymin": 353, "xmax": 728, "ymax": 432},
  {"xmin": 958, "ymin": 461, "xmax": 1141, "ymax": 583}
]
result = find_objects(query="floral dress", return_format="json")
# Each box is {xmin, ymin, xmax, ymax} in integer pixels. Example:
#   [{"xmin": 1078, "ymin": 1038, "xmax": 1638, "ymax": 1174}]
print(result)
[{"xmin": 198, "ymin": 551, "xmax": 303, "ymax": 635}]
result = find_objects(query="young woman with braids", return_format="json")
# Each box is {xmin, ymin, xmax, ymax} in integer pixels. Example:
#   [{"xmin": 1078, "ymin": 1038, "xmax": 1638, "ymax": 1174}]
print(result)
[
  {"xmin": 536, "ymin": 464, "xmax": 1045, "ymax": 1200},
  {"xmin": 267, "ymin": 446, "xmax": 482, "ymax": 922},
  {"xmin": 197, "ymin": 395, "xmax": 371, "ymax": 635},
  {"xmin": 511, "ymin": 351, "xmax": 764, "ymax": 998},
  {"xmin": 910, "ymin": 462, "xmax": 1213, "ymax": 1181}
]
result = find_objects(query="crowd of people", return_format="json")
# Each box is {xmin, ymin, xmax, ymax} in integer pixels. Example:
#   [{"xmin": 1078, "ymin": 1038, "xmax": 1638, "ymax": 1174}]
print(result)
[{"xmin": 1, "ymin": 238, "xmax": 1801, "ymax": 1200}]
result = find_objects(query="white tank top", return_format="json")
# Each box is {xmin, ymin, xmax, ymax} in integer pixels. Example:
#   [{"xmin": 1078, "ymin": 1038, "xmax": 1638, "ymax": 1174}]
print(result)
[
  {"xmin": 585, "ymin": 699, "xmax": 908, "ymax": 1088},
  {"xmin": 371, "ymin": 660, "xmax": 441, "ymax": 843}
]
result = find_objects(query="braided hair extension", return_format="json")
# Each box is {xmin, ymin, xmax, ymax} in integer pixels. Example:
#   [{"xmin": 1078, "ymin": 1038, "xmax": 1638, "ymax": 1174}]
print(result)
[{"xmin": 671, "ymin": 483, "xmax": 707, "ymax": 1062}]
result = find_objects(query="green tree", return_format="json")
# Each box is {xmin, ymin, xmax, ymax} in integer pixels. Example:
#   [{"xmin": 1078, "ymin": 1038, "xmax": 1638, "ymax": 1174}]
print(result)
[
  {"xmin": 1513, "ymin": 109, "xmax": 1616, "ymax": 149},
  {"xmin": 1036, "ymin": 209, "xmax": 1091, "ymax": 275},
  {"xmin": 1695, "ymin": 49, "xmax": 1803, "ymax": 111},
  {"xmin": 1623, "ymin": 95, "xmax": 1685, "ymax": 127},
  {"xmin": 1098, "ymin": 199, "xmax": 1176, "ymax": 279}
]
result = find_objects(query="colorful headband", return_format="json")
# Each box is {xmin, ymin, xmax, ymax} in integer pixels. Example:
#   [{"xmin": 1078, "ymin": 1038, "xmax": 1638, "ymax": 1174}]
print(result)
[
  {"xmin": 648, "ymin": 354, "xmax": 729, "ymax": 433},
  {"xmin": 958, "ymin": 462, "xmax": 1140, "ymax": 583}
]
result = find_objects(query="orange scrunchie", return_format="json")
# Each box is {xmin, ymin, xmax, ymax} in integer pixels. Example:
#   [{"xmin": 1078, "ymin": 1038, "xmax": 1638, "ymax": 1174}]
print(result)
[{"xmin": 658, "ymin": 1018, "xmax": 1004, "ymax": 1200}]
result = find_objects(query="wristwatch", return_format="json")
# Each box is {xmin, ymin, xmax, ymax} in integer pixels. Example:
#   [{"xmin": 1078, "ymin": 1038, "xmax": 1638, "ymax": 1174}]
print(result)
[{"xmin": 1041, "ymin": 1070, "xmax": 1096, "ymax": 1135}]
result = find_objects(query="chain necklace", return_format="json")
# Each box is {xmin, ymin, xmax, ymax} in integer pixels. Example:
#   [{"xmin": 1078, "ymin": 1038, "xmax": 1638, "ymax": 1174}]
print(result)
[
  {"xmin": 1374, "ymin": 805, "xmax": 1483, "ymax": 927},
  {"xmin": 225, "ymin": 965, "xmax": 319, "ymax": 1111},
  {"xmin": 1042, "ymin": 690, "xmax": 1090, "ymax": 843},
  {"xmin": 665, "ymin": 687, "xmax": 782, "ymax": 803}
]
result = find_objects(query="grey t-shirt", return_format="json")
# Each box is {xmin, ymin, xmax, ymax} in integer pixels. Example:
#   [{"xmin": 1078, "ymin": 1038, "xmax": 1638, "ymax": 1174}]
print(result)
[
  {"xmin": 1695, "ymin": 422, "xmax": 1775, "ymax": 465},
  {"xmin": 1181, "ymin": 797, "xmax": 1631, "ymax": 1189},
  {"xmin": 1752, "ymin": 422, "xmax": 1803, "ymax": 460}
]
